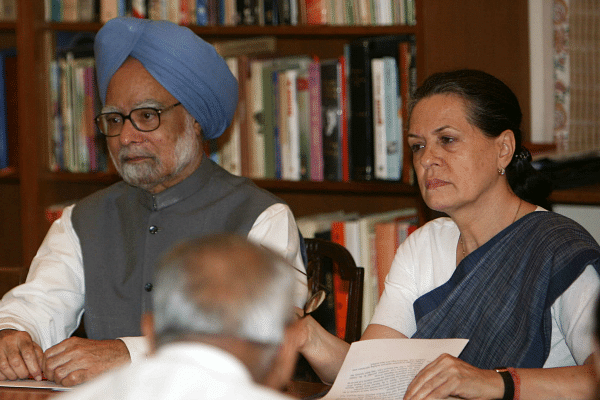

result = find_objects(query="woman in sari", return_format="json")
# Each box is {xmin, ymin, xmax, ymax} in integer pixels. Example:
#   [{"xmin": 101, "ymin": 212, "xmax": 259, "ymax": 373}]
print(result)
[{"xmin": 296, "ymin": 69, "xmax": 600, "ymax": 400}]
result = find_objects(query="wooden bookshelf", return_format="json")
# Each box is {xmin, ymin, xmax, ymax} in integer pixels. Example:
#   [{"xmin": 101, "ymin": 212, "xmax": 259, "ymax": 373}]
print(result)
[
  {"xmin": 3, "ymin": 0, "xmax": 534, "ymax": 277},
  {"xmin": 550, "ymin": 184, "xmax": 600, "ymax": 205}
]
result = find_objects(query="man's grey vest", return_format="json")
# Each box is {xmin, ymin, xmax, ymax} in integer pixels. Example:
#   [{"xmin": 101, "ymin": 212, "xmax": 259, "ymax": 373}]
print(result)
[{"xmin": 71, "ymin": 158, "xmax": 280, "ymax": 340}]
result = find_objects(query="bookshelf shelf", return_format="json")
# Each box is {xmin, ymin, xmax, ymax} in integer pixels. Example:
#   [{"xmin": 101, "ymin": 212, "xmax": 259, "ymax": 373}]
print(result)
[
  {"xmin": 549, "ymin": 184, "xmax": 600, "ymax": 205},
  {"xmin": 40, "ymin": 170, "xmax": 418, "ymax": 195},
  {"xmin": 0, "ymin": 22, "xmax": 16, "ymax": 30},
  {"xmin": 256, "ymin": 179, "xmax": 419, "ymax": 195},
  {"xmin": 3, "ymin": 0, "xmax": 534, "ymax": 278},
  {"xmin": 0, "ymin": 167, "xmax": 18, "ymax": 181},
  {"xmin": 42, "ymin": 171, "xmax": 122, "ymax": 184}
]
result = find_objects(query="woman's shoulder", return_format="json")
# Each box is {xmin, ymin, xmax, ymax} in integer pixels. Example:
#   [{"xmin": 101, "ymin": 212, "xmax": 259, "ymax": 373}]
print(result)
[
  {"xmin": 414, "ymin": 217, "xmax": 458, "ymax": 239},
  {"xmin": 403, "ymin": 217, "xmax": 459, "ymax": 257}
]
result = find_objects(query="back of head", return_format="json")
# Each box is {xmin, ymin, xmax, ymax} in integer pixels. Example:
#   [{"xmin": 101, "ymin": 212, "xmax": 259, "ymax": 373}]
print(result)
[
  {"xmin": 409, "ymin": 69, "xmax": 552, "ymax": 207},
  {"xmin": 152, "ymin": 234, "xmax": 296, "ymax": 348},
  {"xmin": 94, "ymin": 17, "xmax": 238, "ymax": 140}
]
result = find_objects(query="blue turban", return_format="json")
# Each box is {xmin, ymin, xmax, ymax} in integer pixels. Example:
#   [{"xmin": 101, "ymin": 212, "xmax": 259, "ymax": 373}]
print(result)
[{"xmin": 94, "ymin": 17, "xmax": 238, "ymax": 140}]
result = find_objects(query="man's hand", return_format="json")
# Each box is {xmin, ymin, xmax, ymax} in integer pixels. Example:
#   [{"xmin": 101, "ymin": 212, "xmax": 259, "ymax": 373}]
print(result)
[
  {"xmin": 0, "ymin": 329, "xmax": 44, "ymax": 381},
  {"xmin": 42, "ymin": 337, "xmax": 130, "ymax": 386}
]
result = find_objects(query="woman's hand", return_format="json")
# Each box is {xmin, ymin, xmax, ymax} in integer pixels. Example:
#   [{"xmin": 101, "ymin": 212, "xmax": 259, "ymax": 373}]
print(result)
[{"xmin": 404, "ymin": 354, "xmax": 503, "ymax": 400}]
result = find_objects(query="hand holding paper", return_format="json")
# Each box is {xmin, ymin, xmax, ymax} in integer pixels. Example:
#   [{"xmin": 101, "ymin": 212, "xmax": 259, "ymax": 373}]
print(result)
[{"xmin": 321, "ymin": 338, "xmax": 468, "ymax": 400}]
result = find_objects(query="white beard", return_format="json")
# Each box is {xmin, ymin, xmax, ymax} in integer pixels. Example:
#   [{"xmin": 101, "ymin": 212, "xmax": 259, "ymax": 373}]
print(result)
[{"xmin": 111, "ymin": 117, "xmax": 200, "ymax": 191}]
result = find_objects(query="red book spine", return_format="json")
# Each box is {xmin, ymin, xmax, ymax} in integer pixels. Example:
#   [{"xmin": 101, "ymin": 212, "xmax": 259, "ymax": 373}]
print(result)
[
  {"xmin": 339, "ymin": 55, "xmax": 350, "ymax": 182},
  {"xmin": 331, "ymin": 221, "xmax": 349, "ymax": 339}
]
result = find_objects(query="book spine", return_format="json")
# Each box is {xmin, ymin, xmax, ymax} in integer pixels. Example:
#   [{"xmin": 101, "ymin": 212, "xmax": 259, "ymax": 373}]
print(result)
[
  {"xmin": 277, "ymin": 0, "xmax": 291, "ymax": 24},
  {"xmin": 0, "ymin": 52, "xmax": 7, "ymax": 169},
  {"xmin": 330, "ymin": 220, "xmax": 348, "ymax": 339},
  {"xmin": 48, "ymin": 60, "xmax": 60, "ymax": 171},
  {"xmin": 237, "ymin": 55, "xmax": 250, "ymax": 177},
  {"xmin": 285, "ymin": 69, "xmax": 301, "ymax": 180},
  {"xmin": 320, "ymin": 59, "xmax": 341, "ymax": 181},
  {"xmin": 131, "ymin": 0, "xmax": 146, "ymax": 17},
  {"xmin": 399, "ymin": 39, "xmax": 417, "ymax": 184},
  {"xmin": 84, "ymin": 63, "xmax": 97, "ymax": 172},
  {"xmin": 305, "ymin": 0, "xmax": 325, "ymax": 25},
  {"xmin": 261, "ymin": 64, "xmax": 277, "ymax": 178},
  {"xmin": 100, "ymin": 0, "xmax": 119, "ymax": 22},
  {"xmin": 348, "ymin": 39, "xmax": 375, "ymax": 180},
  {"xmin": 263, "ymin": 0, "xmax": 275, "ymax": 25},
  {"xmin": 308, "ymin": 60, "xmax": 323, "ymax": 181},
  {"xmin": 220, "ymin": 57, "xmax": 242, "ymax": 176},
  {"xmin": 248, "ymin": 60, "xmax": 266, "ymax": 178},
  {"xmin": 383, "ymin": 56, "xmax": 401, "ymax": 180},
  {"xmin": 206, "ymin": 0, "xmax": 218, "ymax": 25},
  {"xmin": 372, "ymin": 58, "xmax": 387, "ymax": 180},
  {"xmin": 277, "ymin": 70, "xmax": 291, "ymax": 179},
  {"xmin": 339, "ymin": 55, "xmax": 350, "ymax": 182},
  {"xmin": 272, "ymin": 70, "xmax": 282, "ymax": 179},
  {"xmin": 60, "ymin": 55, "xmax": 73, "ymax": 172},
  {"xmin": 375, "ymin": 221, "xmax": 396, "ymax": 297},
  {"xmin": 296, "ymin": 69, "xmax": 311, "ymax": 180},
  {"xmin": 196, "ymin": 0, "xmax": 209, "ymax": 24}
]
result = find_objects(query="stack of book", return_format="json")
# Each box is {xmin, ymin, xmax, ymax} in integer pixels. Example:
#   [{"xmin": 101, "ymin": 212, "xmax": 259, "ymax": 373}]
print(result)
[
  {"xmin": 45, "ymin": 0, "xmax": 416, "ymax": 26},
  {"xmin": 297, "ymin": 207, "xmax": 418, "ymax": 337}
]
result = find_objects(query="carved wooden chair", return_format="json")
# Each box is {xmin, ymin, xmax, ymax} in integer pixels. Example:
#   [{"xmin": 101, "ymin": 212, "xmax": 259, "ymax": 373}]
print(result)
[{"xmin": 293, "ymin": 237, "xmax": 364, "ymax": 382}]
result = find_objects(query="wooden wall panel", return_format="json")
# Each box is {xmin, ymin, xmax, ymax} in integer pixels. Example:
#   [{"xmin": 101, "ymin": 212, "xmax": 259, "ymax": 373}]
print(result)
[{"xmin": 421, "ymin": 0, "xmax": 531, "ymax": 140}]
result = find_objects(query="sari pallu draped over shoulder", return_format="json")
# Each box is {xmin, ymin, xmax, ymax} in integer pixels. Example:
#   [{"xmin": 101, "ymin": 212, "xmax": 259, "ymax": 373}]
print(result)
[{"xmin": 412, "ymin": 211, "xmax": 600, "ymax": 369}]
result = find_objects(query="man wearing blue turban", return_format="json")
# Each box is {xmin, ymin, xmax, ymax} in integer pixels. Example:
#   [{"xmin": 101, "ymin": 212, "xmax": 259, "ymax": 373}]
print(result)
[{"xmin": 0, "ymin": 17, "xmax": 307, "ymax": 387}]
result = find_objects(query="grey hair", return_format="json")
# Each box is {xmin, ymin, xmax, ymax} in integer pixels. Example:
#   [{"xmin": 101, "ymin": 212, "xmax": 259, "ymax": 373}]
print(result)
[{"xmin": 152, "ymin": 234, "xmax": 296, "ymax": 347}]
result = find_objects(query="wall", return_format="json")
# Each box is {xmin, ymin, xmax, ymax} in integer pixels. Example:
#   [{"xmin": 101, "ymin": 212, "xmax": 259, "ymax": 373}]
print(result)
[{"xmin": 553, "ymin": 204, "xmax": 600, "ymax": 244}]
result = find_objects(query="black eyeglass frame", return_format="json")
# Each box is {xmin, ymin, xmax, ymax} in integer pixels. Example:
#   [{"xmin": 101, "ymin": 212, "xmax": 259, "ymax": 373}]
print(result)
[{"xmin": 94, "ymin": 102, "xmax": 182, "ymax": 137}]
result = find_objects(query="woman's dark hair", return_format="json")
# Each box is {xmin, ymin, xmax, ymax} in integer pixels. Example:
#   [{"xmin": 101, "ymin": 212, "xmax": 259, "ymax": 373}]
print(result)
[{"xmin": 409, "ymin": 69, "xmax": 551, "ymax": 207}]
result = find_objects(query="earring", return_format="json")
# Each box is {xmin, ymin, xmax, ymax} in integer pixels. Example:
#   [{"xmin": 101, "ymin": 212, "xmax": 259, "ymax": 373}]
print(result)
[{"xmin": 498, "ymin": 167, "xmax": 506, "ymax": 175}]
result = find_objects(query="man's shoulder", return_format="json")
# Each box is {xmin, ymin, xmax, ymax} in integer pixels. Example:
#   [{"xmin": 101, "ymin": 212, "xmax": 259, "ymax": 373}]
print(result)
[
  {"xmin": 71, "ymin": 180, "xmax": 130, "ymax": 218},
  {"xmin": 207, "ymin": 161, "xmax": 285, "ymax": 206}
]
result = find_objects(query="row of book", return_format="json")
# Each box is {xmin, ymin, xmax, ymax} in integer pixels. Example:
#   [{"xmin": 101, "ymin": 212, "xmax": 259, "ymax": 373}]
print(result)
[
  {"xmin": 46, "ymin": 0, "xmax": 416, "ymax": 26},
  {"xmin": 297, "ymin": 207, "xmax": 418, "ymax": 337},
  {"xmin": 210, "ymin": 34, "xmax": 417, "ymax": 182},
  {"xmin": 48, "ymin": 53, "xmax": 110, "ymax": 173},
  {"xmin": 45, "ymin": 34, "xmax": 416, "ymax": 180}
]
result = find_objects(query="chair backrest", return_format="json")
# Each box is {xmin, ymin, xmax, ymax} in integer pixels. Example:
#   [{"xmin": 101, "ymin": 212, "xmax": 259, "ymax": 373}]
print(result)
[{"xmin": 304, "ymin": 237, "xmax": 364, "ymax": 343}]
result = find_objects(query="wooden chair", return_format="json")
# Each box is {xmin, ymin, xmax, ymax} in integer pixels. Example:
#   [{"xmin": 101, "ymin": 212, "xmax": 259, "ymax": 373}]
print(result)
[
  {"xmin": 293, "ymin": 237, "xmax": 364, "ymax": 382},
  {"xmin": 304, "ymin": 237, "xmax": 364, "ymax": 343}
]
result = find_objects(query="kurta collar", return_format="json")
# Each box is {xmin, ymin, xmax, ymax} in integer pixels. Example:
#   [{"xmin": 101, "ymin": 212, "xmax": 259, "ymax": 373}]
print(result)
[
  {"xmin": 157, "ymin": 342, "xmax": 253, "ymax": 383},
  {"xmin": 135, "ymin": 157, "xmax": 213, "ymax": 211}
]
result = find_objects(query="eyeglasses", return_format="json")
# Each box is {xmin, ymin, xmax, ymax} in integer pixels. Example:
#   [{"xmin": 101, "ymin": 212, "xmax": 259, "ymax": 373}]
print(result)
[
  {"xmin": 94, "ymin": 102, "xmax": 182, "ymax": 137},
  {"xmin": 290, "ymin": 264, "xmax": 328, "ymax": 317}
]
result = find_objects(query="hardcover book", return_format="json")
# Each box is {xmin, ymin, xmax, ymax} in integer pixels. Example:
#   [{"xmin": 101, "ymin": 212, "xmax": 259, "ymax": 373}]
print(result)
[{"xmin": 320, "ymin": 58, "xmax": 342, "ymax": 181}]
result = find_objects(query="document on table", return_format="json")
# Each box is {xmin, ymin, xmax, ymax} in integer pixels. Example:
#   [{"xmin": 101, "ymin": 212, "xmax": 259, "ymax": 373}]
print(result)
[
  {"xmin": 0, "ymin": 379, "xmax": 72, "ymax": 391},
  {"xmin": 322, "ymin": 338, "xmax": 468, "ymax": 400}
]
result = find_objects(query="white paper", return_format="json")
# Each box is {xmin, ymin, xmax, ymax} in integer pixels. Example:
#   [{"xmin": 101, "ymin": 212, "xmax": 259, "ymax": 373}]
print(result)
[
  {"xmin": 322, "ymin": 338, "xmax": 468, "ymax": 400},
  {"xmin": 0, "ymin": 379, "xmax": 72, "ymax": 391}
]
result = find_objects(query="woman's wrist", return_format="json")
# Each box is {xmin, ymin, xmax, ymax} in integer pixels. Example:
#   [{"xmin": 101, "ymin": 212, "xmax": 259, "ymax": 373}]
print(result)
[{"xmin": 494, "ymin": 368, "xmax": 520, "ymax": 400}]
